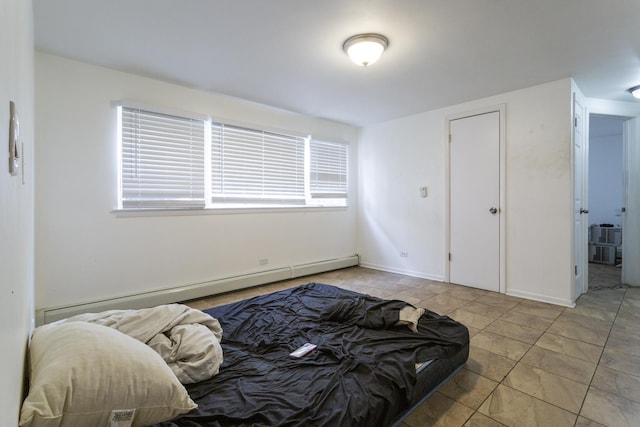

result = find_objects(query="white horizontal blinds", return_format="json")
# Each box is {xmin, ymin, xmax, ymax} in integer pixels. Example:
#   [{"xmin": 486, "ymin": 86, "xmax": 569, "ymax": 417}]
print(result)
[
  {"xmin": 309, "ymin": 139, "xmax": 348, "ymax": 199},
  {"xmin": 121, "ymin": 107, "xmax": 205, "ymax": 208},
  {"xmin": 211, "ymin": 123, "xmax": 305, "ymax": 203}
]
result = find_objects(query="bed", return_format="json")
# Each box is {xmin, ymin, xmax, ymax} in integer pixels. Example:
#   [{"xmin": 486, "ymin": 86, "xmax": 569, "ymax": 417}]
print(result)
[
  {"xmin": 158, "ymin": 282, "xmax": 469, "ymax": 427},
  {"xmin": 19, "ymin": 282, "xmax": 468, "ymax": 427}
]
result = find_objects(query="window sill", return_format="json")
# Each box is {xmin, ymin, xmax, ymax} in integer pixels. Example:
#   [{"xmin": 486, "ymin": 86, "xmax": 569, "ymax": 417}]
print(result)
[{"xmin": 112, "ymin": 205, "xmax": 349, "ymax": 218}]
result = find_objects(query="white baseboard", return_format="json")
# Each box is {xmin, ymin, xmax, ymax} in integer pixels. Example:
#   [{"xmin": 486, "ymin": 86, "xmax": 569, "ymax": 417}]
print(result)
[
  {"xmin": 506, "ymin": 289, "xmax": 575, "ymax": 308},
  {"xmin": 359, "ymin": 262, "xmax": 445, "ymax": 282},
  {"xmin": 37, "ymin": 255, "xmax": 360, "ymax": 325}
]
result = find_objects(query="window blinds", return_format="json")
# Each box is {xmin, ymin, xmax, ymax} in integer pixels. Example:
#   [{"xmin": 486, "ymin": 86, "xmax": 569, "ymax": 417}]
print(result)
[
  {"xmin": 211, "ymin": 123, "xmax": 306, "ymax": 204},
  {"xmin": 309, "ymin": 139, "xmax": 348, "ymax": 199},
  {"xmin": 120, "ymin": 107, "xmax": 205, "ymax": 208}
]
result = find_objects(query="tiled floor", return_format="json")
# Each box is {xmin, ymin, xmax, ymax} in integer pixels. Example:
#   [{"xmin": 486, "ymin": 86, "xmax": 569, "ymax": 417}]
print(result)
[
  {"xmin": 589, "ymin": 263, "xmax": 623, "ymax": 290},
  {"xmin": 184, "ymin": 266, "xmax": 640, "ymax": 427}
]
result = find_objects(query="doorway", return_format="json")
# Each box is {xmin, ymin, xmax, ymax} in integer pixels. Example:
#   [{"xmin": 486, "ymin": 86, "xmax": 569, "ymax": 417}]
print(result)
[
  {"xmin": 587, "ymin": 115, "xmax": 625, "ymax": 289},
  {"xmin": 447, "ymin": 106, "xmax": 505, "ymax": 293}
]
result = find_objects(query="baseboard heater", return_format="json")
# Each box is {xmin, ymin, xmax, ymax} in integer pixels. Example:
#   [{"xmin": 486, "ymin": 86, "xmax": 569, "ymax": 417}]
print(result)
[{"xmin": 37, "ymin": 255, "xmax": 359, "ymax": 326}]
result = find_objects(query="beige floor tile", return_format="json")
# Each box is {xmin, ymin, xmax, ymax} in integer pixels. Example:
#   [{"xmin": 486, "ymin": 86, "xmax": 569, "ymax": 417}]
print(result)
[
  {"xmin": 509, "ymin": 303, "xmax": 563, "ymax": 321},
  {"xmin": 463, "ymin": 412, "xmax": 506, "ymax": 427},
  {"xmin": 591, "ymin": 365, "xmax": 640, "ymax": 404},
  {"xmin": 483, "ymin": 319, "xmax": 544, "ymax": 345},
  {"xmin": 474, "ymin": 295, "xmax": 520, "ymax": 311},
  {"xmin": 421, "ymin": 294, "xmax": 468, "ymax": 314},
  {"xmin": 395, "ymin": 287, "xmax": 440, "ymax": 304},
  {"xmin": 369, "ymin": 280, "xmax": 416, "ymax": 294},
  {"xmin": 403, "ymin": 392, "xmax": 474, "ymax": 427},
  {"xmin": 609, "ymin": 321, "xmax": 640, "ymax": 343},
  {"xmin": 498, "ymin": 310, "xmax": 555, "ymax": 331},
  {"xmin": 502, "ymin": 363, "xmax": 588, "ymax": 413},
  {"xmin": 625, "ymin": 287, "xmax": 640, "ymax": 299},
  {"xmin": 570, "ymin": 304, "xmax": 618, "ymax": 322},
  {"xmin": 599, "ymin": 348, "xmax": 640, "ymax": 377},
  {"xmin": 363, "ymin": 286, "xmax": 399, "ymax": 299},
  {"xmin": 578, "ymin": 291, "xmax": 624, "ymax": 307},
  {"xmin": 438, "ymin": 368, "xmax": 499, "ymax": 409},
  {"xmin": 471, "ymin": 332, "xmax": 531, "ymax": 361},
  {"xmin": 617, "ymin": 302, "xmax": 640, "ymax": 323},
  {"xmin": 575, "ymin": 416, "xmax": 606, "ymax": 427},
  {"xmin": 546, "ymin": 312, "xmax": 612, "ymax": 346},
  {"xmin": 466, "ymin": 345, "xmax": 517, "ymax": 382},
  {"xmin": 449, "ymin": 309, "xmax": 496, "ymax": 330},
  {"xmin": 183, "ymin": 299, "xmax": 216, "ymax": 310},
  {"xmin": 458, "ymin": 301, "xmax": 508, "ymax": 319},
  {"xmin": 478, "ymin": 384, "xmax": 577, "ymax": 426},
  {"xmin": 605, "ymin": 336, "xmax": 640, "ymax": 356},
  {"xmin": 413, "ymin": 281, "xmax": 452, "ymax": 295},
  {"xmin": 621, "ymin": 297, "xmax": 640, "ymax": 309},
  {"xmin": 442, "ymin": 285, "xmax": 488, "ymax": 301},
  {"xmin": 580, "ymin": 387, "xmax": 640, "ymax": 427},
  {"xmin": 520, "ymin": 346, "xmax": 596, "ymax": 385},
  {"xmin": 466, "ymin": 326, "xmax": 482, "ymax": 338},
  {"xmin": 535, "ymin": 332, "xmax": 603, "ymax": 364}
]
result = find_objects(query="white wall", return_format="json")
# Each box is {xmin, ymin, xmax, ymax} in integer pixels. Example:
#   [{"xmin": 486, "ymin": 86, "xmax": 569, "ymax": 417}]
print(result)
[
  {"xmin": 0, "ymin": 0, "xmax": 34, "ymax": 424},
  {"xmin": 35, "ymin": 53, "xmax": 358, "ymax": 310},
  {"xmin": 588, "ymin": 123, "xmax": 623, "ymax": 227},
  {"xmin": 358, "ymin": 79, "xmax": 575, "ymax": 306}
]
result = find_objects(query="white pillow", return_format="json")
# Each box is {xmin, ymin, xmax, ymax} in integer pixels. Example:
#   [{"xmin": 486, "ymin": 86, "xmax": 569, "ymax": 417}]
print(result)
[{"xmin": 19, "ymin": 321, "xmax": 197, "ymax": 427}]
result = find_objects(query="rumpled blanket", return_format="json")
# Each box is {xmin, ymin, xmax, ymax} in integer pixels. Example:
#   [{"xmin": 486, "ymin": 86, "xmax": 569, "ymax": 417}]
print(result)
[{"xmin": 57, "ymin": 304, "xmax": 223, "ymax": 384}]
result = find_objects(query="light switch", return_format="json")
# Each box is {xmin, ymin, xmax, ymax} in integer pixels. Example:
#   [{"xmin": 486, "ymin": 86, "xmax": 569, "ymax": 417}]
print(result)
[{"xmin": 420, "ymin": 186, "xmax": 428, "ymax": 198}]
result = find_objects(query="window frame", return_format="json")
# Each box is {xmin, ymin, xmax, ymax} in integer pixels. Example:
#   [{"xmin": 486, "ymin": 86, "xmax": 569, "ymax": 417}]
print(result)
[{"xmin": 115, "ymin": 103, "xmax": 349, "ymax": 213}]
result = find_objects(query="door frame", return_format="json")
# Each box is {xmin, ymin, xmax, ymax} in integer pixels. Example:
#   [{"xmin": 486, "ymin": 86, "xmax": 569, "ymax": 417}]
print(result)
[
  {"xmin": 573, "ymin": 92, "xmax": 589, "ymax": 298},
  {"xmin": 583, "ymin": 98, "xmax": 640, "ymax": 288},
  {"xmin": 445, "ymin": 104, "xmax": 506, "ymax": 293}
]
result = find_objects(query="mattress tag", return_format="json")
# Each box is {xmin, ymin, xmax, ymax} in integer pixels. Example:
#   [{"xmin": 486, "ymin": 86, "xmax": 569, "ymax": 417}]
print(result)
[
  {"xmin": 110, "ymin": 409, "xmax": 136, "ymax": 427},
  {"xmin": 290, "ymin": 342, "xmax": 317, "ymax": 357}
]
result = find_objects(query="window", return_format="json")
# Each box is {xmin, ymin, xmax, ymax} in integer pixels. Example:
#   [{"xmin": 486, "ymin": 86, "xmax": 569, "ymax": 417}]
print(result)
[
  {"xmin": 117, "ymin": 105, "xmax": 348, "ymax": 211},
  {"xmin": 211, "ymin": 123, "xmax": 306, "ymax": 205},
  {"xmin": 119, "ymin": 107, "xmax": 205, "ymax": 209},
  {"xmin": 310, "ymin": 139, "xmax": 348, "ymax": 200}
]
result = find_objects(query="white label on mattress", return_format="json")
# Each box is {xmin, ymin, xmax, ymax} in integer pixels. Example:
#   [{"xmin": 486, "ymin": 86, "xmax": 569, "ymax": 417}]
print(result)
[
  {"xmin": 110, "ymin": 409, "xmax": 136, "ymax": 427},
  {"xmin": 290, "ymin": 342, "xmax": 317, "ymax": 357}
]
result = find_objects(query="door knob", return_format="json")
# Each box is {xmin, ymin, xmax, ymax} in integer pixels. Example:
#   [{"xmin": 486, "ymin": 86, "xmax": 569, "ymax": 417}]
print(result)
[
  {"xmin": 580, "ymin": 208, "xmax": 589, "ymax": 214},
  {"xmin": 489, "ymin": 207, "xmax": 498, "ymax": 214}
]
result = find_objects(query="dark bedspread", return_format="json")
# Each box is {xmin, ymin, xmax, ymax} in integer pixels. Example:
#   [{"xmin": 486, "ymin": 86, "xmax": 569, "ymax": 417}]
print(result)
[{"xmin": 159, "ymin": 283, "xmax": 468, "ymax": 427}]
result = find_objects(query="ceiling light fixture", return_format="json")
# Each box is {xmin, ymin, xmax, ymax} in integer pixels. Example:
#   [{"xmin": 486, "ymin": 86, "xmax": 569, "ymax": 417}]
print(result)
[
  {"xmin": 629, "ymin": 85, "xmax": 640, "ymax": 99},
  {"xmin": 343, "ymin": 33, "xmax": 389, "ymax": 67}
]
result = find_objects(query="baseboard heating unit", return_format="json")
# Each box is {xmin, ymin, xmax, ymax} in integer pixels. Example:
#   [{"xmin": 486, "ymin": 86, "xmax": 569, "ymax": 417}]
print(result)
[{"xmin": 36, "ymin": 255, "xmax": 359, "ymax": 326}]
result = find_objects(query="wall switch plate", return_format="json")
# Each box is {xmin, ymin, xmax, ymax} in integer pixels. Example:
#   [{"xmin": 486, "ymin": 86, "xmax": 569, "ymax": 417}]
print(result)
[{"xmin": 419, "ymin": 186, "xmax": 427, "ymax": 198}]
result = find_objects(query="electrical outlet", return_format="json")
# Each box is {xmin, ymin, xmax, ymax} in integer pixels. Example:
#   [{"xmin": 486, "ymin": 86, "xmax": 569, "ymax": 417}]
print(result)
[
  {"xmin": 259, "ymin": 258, "xmax": 269, "ymax": 266},
  {"xmin": 400, "ymin": 252, "xmax": 409, "ymax": 258}
]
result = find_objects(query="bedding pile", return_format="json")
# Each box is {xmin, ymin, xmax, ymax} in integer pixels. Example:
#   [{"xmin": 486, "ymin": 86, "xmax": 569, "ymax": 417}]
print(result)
[
  {"xmin": 59, "ymin": 303, "xmax": 223, "ymax": 384},
  {"xmin": 159, "ymin": 282, "xmax": 469, "ymax": 427}
]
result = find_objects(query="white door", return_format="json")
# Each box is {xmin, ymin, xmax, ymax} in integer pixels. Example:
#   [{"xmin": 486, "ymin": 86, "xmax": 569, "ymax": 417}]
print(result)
[
  {"xmin": 449, "ymin": 111, "xmax": 500, "ymax": 292},
  {"xmin": 622, "ymin": 117, "xmax": 640, "ymax": 285},
  {"xmin": 573, "ymin": 95, "xmax": 588, "ymax": 296}
]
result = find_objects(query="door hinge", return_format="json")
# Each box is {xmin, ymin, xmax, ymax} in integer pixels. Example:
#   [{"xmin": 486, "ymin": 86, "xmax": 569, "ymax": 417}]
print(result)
[
  {"xmin": 449, "ymin": 253, "xmax": 452, "ymax": 261},
  {"xmin": 574, "ymin": 117, "xmax": 577, "ymax": 127},
  {"xmin": 575, "ymin": 265, "xmax": 578, "ymax": 275},
  {"xmin": 449, "ymin": 134, "xmax": 452, "ymax": 143}
]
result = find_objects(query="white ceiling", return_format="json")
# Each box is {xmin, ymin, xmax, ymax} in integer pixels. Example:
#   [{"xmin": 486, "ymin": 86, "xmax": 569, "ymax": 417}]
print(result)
[{"xmin": 33, "ymin": 0, "xmax": 640, "ymax": 126}]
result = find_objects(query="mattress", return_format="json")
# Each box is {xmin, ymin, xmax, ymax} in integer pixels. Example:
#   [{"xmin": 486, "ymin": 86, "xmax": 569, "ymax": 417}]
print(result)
[{"xmin": 158, "ymin": 282, "xmax": 469, "ymax": 427}]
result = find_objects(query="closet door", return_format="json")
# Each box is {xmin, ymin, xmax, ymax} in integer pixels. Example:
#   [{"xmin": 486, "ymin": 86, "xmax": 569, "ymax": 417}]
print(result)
[{"xmin": 449, "ymin": 111, "xmax": 501, "ymax": 292}]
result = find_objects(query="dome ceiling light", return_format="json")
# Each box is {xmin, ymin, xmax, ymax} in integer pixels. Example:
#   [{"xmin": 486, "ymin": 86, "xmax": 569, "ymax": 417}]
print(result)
[{"xmin": 343, "ymin": 33, "xmax": 389, "ymax": 67}]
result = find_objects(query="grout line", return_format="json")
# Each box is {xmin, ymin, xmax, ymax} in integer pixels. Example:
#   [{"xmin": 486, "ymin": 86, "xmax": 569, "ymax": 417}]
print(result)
[{"xmin": 573, "ymin": 286, "xmax": 625, "ymax": 424}]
